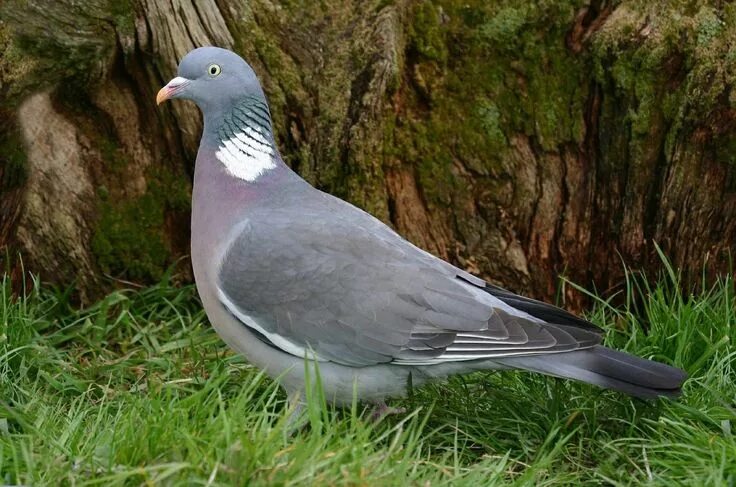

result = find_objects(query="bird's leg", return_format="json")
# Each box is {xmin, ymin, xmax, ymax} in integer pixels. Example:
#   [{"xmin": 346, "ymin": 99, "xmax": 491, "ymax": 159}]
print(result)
[
  {"xmin": 284, "ymin": 392, "xmax": 307, "ymax": 435},
  {"xmin": 369, "ymin": 401, "xmax": 406, "ymax": 422}
]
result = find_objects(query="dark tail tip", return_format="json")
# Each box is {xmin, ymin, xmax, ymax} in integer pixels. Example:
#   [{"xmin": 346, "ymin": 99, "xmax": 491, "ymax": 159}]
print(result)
[
  {"xmin": 586, "ymin": 346, "xmax": 688, "ymax": 391},
  {"xmin": 496, "ymin": 346, "xmax": 687, "ymax": 399}
]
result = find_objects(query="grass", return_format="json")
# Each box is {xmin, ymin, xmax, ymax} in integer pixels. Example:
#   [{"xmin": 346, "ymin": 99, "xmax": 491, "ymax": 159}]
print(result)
[{"xmin": 0, "ymin": 266, "xmax": 734, "ymax": 485}]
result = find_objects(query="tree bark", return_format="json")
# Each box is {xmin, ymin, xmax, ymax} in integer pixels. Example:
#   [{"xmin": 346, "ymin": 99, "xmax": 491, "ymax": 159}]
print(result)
[{"xmin": 1, "ymin": 0, "xmax": 735, "ymax": 306}]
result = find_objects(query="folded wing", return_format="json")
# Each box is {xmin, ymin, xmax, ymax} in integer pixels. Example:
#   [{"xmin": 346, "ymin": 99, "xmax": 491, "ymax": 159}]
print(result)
[{"xmin": 217, "ymin": 204, "xmax": 601, "ymax": 367}]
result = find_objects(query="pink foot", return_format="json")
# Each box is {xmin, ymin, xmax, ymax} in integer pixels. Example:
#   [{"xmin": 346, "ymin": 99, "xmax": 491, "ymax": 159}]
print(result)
[{"xmin": 370, "ymin": 402, "xmax": 406, "ymax": 421}]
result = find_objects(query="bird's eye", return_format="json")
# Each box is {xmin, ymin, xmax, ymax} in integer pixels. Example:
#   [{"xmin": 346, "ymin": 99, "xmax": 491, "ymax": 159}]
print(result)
[{"xmin": 207, "ymin": 64, "xmax": 221, "ymax": 77}]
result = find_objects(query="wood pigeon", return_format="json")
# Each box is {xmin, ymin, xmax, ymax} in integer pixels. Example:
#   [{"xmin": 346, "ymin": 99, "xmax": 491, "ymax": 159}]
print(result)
[{"xmin": 156, "ymin": 47, "xmax": 687, "ymax": 409}]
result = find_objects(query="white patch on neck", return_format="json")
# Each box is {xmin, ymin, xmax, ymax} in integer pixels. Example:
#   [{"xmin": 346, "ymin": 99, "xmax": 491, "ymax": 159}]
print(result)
[{"xmin": 215, "ymin": 126, "xmax": 276, "ymax": 182}]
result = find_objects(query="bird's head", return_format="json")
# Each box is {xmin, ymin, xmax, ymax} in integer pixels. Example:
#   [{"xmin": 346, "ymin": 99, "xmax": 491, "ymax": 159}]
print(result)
[
  {"xmin": 157, "ymin": 47, "xmax": 280, "ymax": 182},
  {"xmin": 156, "ymin": 46, "xmax": 266, "ymax": 116}
]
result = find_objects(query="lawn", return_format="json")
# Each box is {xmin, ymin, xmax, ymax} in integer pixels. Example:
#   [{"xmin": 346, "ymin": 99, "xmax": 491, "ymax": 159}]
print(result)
[{"xmin": 1, "ymin": 266, "xmax": 734, "ymax": 485}]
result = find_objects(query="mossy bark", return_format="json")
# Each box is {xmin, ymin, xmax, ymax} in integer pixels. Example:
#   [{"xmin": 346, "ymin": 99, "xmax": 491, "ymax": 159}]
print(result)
[{"xmin": 1, "ymin": 0, "xmax": 735, "ymax": 306}]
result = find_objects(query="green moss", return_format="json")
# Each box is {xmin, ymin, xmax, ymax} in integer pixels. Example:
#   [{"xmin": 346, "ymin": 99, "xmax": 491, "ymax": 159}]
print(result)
[
  {"xmin": 479, "ymin": 5, "xmax": 529, "ymax": 45},
  {"xmin": 92, "ymin": 195, "xmax": 169, "ymax": 282},
  {"xmin": 390, "ymin": 0, "xmax": 736, "ymax": 219},
  {"xmin": 107, "ymin": 0, "xmax": 135, "ymax": 38},
  {"xmin": 409, "ymin": 2, "xmax": 448, "ymax": 64},
  {"xmin": 476, "ymin": 100, "xmax": 507, "ymax": 155},
  {"xmin": 98, "ymin": 137, "xmax": 130, "ymax": 172},
  {"xmin": 695, "ymin": 6, "xmax": 723, "ymax": 47},
  {"xmin": 150, "ymin": 165, "xmax": 191, "ymax": 213},
  {"xmin": 91, "ymin": 166, "xmax": 190, "ymax": 282},
  {"xmin": 0, "ymin": 23, "xmax": 38, "ymax": 103},
  {"xmin": 588, "ymin": 1, "xmax": 736, "ymax": 168},
  {"xmin": 388, "ymin": 0, "xmax": 588, "ymax": 209}
]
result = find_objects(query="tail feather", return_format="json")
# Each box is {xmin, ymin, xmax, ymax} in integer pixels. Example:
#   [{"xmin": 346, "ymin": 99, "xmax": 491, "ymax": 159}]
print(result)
[{"xmin": 495, "ymin": 345, "xmax": 687, "ymax": 399}]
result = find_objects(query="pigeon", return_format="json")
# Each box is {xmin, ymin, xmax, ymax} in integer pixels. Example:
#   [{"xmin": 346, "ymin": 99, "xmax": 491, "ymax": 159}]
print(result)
[{"xmin": 156, "ymin": 47, "xmax": 687, "ymax": 410}]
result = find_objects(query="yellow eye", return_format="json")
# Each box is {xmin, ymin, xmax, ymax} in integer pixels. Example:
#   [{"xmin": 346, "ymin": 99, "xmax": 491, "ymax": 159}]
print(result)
[{"xmin": 207, "ymin": 64, "xmax": 221, "ymax": 77}]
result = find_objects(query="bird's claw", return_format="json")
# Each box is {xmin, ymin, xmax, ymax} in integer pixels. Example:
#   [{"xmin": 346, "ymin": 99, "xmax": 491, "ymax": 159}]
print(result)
[{"xmin": 369, "ymin": 402, "xmax": 406, "ymax": 422}]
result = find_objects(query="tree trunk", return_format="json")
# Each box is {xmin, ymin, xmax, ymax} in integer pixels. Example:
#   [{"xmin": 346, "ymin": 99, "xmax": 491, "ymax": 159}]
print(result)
[{"xmin": 1, "ymin": 0, "xmax": 735, "ymax": 306}]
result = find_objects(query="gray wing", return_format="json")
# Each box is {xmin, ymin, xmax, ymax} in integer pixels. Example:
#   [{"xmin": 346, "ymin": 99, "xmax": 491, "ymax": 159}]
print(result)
[{"xmin": 217, "ymin": 203, "xmax": 601, "ymax": 367}]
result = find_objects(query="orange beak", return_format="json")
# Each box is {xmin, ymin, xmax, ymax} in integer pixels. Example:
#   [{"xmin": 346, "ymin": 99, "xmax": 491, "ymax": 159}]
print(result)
[{"xmin": 156, "ymin": 77, "xmax": 190, "ymax": 105}]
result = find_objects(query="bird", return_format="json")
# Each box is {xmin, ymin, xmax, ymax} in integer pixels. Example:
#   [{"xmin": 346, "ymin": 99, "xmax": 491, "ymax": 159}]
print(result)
[{"xmin": 156, "ymin": 46, "xmax": 687, "ymax": 413}]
